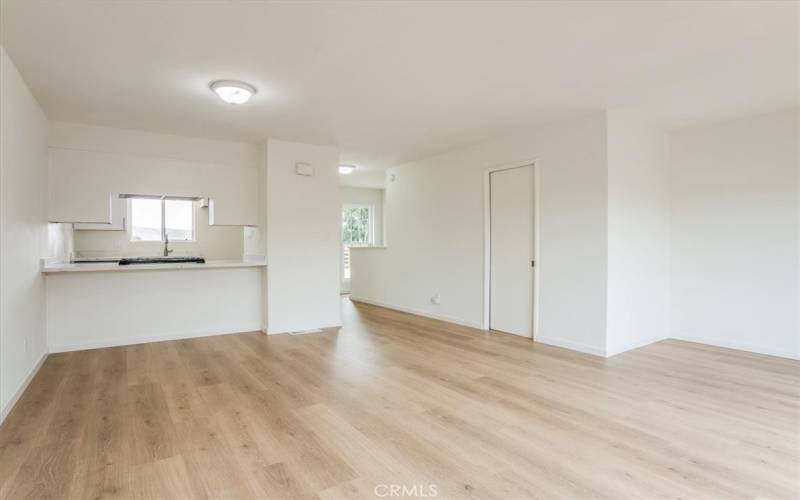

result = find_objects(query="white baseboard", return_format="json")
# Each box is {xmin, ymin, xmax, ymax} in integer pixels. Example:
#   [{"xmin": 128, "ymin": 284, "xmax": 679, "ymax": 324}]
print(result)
[
  {"xmin": 48, "ymin": 325, "xmax": 263, "ymax": 353},
  {"xmin": 534, "ymin": 335, "xmax": 606, "ymax": 357},
  {"xmin": 0, "ymin": 351, "xmax": 48, "ymax": 425},
  {"xmin": 670, "ymin": 334, "xmax": 800, "ymax": 360},
  {"xmin": 349, "ymin": 296, "xmax": 484, "ymax": 330}
]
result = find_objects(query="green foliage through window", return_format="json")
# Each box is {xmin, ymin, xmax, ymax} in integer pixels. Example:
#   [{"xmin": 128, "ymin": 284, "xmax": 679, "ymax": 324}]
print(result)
[{"xmin": 342, "ymin": 206, "xmax": 371, "ymax": 245}]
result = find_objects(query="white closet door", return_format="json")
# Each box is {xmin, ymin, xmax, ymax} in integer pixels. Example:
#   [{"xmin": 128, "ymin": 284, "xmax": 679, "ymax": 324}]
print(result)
[{"xmin": 490, "ymin": 165, "xmax": 533, "ymax": 337}]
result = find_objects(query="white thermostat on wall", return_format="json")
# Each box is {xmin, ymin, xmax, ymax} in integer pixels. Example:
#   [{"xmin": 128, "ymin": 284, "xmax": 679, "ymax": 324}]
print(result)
[{"xmin": 295, "ymin": 162, "xmax": 314, "ymax": 176}]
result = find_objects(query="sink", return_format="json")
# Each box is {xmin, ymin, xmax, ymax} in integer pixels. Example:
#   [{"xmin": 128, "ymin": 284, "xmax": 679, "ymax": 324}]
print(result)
[
  {"xmin": 118, "ymin": 256, "xmax": 205, "ymax": 265},
  {"xmin": 72, "ymin": 258, "xmax": 120, "ymax": 264}
]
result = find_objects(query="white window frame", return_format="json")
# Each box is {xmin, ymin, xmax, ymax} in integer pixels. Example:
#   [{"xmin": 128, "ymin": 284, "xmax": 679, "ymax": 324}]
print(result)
[{"xmin": 128, "ymin": 195, "xmax": 197, "ymax": 243}]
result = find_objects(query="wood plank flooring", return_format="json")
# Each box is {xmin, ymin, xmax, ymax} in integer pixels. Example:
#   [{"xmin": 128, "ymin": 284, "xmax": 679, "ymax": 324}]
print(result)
[{"xmin": 1, "ymin": 298, "xmax": 798, "ymax": 499}]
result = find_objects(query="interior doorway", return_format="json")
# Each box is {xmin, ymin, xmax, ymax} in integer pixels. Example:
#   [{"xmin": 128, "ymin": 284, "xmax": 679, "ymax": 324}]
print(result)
[
  {"xmin": 340, "ymin": 204, "xmax": 373, "ymax": 294},
  {"xmin": 484, "ymin": 161, "xmax": 538, "ymax": 338}
]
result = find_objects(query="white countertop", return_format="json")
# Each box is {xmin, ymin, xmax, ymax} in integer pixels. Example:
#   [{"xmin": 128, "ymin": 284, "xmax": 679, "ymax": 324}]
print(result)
[{"xmin": 42, "ymin": 258, "xmax": 267, "ymax": 274}]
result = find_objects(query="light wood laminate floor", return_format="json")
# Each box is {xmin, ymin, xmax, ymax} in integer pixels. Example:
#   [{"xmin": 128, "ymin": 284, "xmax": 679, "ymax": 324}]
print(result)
[{"xmin": 1, "ymin": 298, "xmax": 798, "ymax": 499}]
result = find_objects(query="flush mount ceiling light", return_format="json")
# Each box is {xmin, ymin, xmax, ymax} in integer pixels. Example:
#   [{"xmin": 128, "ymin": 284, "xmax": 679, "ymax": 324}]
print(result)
[
  {"xmin": 338, "ymin": 164, "xmax": 356, "ymax": 175},
  {"xmin": 209, "ymin": 80, "xmax": 257, "ymax": 104}
]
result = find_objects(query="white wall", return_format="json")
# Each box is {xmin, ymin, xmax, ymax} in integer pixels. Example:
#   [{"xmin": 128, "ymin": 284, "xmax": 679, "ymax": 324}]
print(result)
[
  {"xmin": 351, "ymin": 113, "xmax": 610, "ymax": 354},
  {"xmin": 47, "ymin": 121, "xmax": 259, "ymax": 226},
  {"xmin": 243, "ymin": 142, "xmax": 268, "ymax": 259},
  {"xmin": 266, "ymin": 139, "xmax": 341, "ymax": 334},
  {"xmin": 46, "ymin": 268, "xmax": 264, "ymax": 352},
  {"xmin": 352, "ymin": 109, "xmax": 799, "ymax": 360},
  {"xmin": 0, "ymin": 47, "xmax": 49, "ymax": 421},
  {"xmin": 340, "ymin": 186, "xmax": 385, "ymax": 246},
  {"xmin": 669, "ymin": 110, "xmax": 800, "ymax": 359},
  {"xmin": 606, "ymin": 111, "xmax": 671, "ymax": 356}
]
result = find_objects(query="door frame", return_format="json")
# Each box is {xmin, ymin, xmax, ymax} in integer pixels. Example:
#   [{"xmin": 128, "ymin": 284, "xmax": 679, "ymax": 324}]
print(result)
[{"xmin": 482, "ymin": 159, "xmax": 540, "ymax": 339}]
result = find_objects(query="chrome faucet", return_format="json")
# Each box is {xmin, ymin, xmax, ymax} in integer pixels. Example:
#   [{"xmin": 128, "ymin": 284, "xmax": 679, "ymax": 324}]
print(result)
[{"xmin": 163, "ymin": 235, "xmax": 173, "ymax": 257}]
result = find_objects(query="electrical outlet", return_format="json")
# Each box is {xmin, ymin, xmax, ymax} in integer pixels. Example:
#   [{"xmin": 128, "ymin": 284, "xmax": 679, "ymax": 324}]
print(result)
[{"xmin": 431, "ymin": 293, "xmax": 441, "ymax": 305}]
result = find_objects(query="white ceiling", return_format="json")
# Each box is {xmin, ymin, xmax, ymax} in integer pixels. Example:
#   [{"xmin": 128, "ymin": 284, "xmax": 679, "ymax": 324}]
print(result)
[{"xmin": 3, "ymin": 1, "xmax": 798, "ymax": 188}]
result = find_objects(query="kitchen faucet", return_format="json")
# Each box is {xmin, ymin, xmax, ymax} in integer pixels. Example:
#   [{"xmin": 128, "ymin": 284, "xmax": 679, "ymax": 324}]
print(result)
[{"xmin": 163, "ymin": 234, "xmax": 173, "ymax": 257}]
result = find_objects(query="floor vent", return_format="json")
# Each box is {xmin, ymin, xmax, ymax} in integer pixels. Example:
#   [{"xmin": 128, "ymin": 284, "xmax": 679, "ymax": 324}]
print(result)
[{"xmin": 289, "ymin": 329, "xmax": 324, "ymax": 336}]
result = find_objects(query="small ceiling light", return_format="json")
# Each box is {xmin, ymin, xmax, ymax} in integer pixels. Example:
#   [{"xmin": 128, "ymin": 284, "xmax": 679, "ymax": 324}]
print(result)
[
  {"xmin": 209, "ymin": 80, "xmax": 257, "ymax": 104},
  {"xmin": 339, "ymin": 164, "xmax": 356, "ymax": 175}
]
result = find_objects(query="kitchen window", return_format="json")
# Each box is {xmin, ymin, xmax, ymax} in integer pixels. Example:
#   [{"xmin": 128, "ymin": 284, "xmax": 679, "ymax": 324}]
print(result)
[{"xmin": 130, "ymin": 196, "xmax": 194, "ymax": 242}]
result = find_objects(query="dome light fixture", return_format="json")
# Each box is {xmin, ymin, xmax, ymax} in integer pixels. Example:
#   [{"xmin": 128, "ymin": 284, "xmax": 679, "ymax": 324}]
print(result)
[
  {"xmin": 338, "ymin": 164, "xmax": 356, "ymax": 175},
  {"xmin": 209, "ymin": 80, "xmax": 257, "ymax": 104}
]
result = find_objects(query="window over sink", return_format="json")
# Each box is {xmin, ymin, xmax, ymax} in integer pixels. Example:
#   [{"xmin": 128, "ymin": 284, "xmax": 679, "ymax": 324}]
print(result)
[{"xmin": 129, "ymin": 196, "xmax": 194, "ymax": 242}]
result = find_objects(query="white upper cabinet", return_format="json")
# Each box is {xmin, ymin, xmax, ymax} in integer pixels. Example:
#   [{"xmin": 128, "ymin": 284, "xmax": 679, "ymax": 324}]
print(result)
[
  {"xmin": 207, "ymin": 165, "xmax": 259, "ymax": 226},
  {"xmin": 47, "ymin": 147, "xmax": 258, "ymax": 226},
  {"xmin": 48, "ymin": 148, "xmax": 113, "ymax": 223},
  {"xmin": 73, "ymin": 195, "xmax": 127, "ymax": 231}
]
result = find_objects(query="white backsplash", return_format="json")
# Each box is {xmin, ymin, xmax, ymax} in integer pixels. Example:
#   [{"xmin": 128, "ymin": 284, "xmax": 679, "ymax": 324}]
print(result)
[{"xmin": 72, "ymin": 203, "xmax": 245, "ymax": 260}]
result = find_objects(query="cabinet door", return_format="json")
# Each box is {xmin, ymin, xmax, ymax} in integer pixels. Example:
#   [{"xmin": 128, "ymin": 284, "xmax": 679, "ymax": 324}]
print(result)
[{"xmin": 74, "ymin": 196, "xmax": 128, "ymax": 231}]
